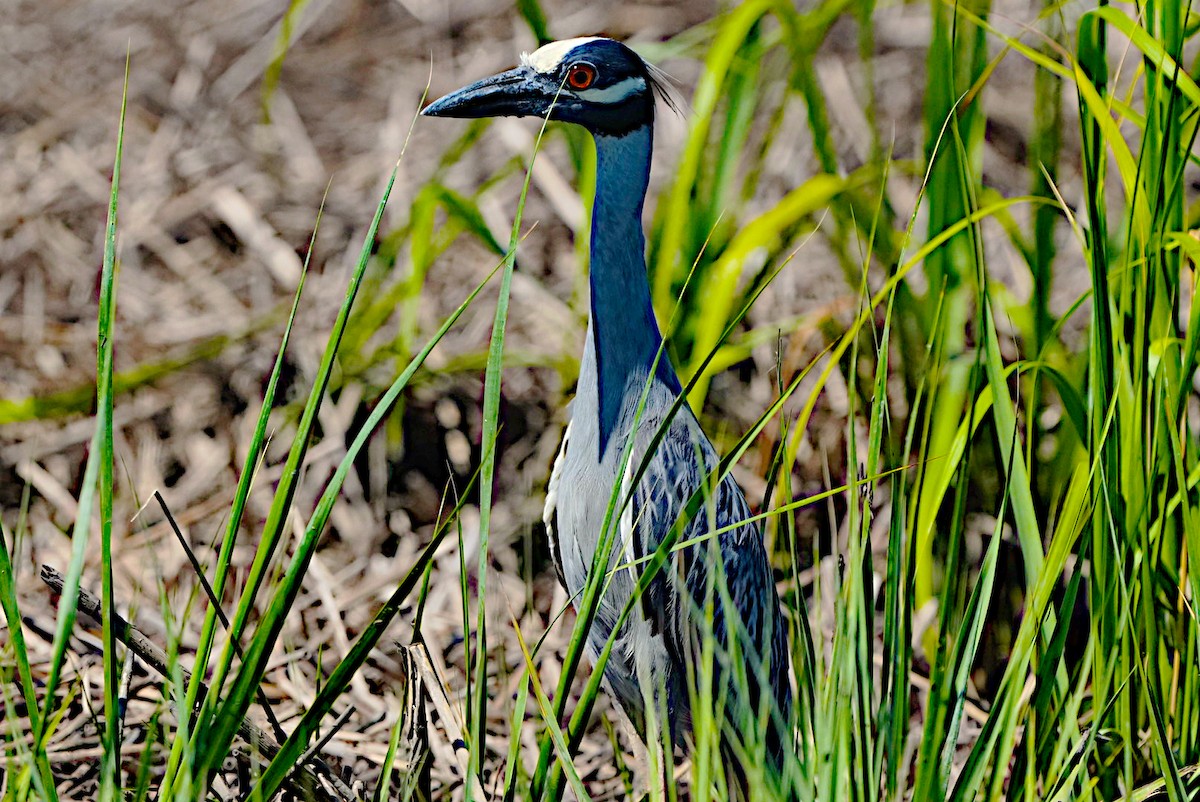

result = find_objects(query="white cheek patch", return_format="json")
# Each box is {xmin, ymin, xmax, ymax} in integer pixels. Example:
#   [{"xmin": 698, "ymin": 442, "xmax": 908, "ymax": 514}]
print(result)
[
  {"xmin": 522, "ymin": 36, "xmax": 604, "ymax": 73},
  {"xmin": 578, "ymin": 76, "xmax": 645, "ymax": 103}
]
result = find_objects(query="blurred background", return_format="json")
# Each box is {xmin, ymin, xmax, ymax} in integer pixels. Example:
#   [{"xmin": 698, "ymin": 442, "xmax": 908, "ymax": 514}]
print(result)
[{"xmin": 1, "ymin": 0, "xmax": 1095, "ymax": 797}]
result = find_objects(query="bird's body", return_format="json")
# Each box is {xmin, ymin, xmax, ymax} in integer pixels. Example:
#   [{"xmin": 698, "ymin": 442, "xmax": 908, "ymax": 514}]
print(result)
[{"xmin": 424, "ymin": 37, "xmax": 792, "ymax": 791}]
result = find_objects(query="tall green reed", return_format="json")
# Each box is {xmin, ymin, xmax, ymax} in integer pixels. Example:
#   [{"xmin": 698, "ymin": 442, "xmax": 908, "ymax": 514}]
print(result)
[{"xmin": 8, "ymin": 1, "xmax": 1200, "ymax": 800}]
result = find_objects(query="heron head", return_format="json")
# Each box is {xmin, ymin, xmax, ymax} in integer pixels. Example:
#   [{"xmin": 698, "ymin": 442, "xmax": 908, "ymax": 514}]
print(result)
[{"xmin": 421, "ymin": 37, "xmax": 670, "ymax": 137}]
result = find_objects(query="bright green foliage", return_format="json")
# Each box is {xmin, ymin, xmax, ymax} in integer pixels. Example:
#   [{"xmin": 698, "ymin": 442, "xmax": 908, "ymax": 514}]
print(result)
[
  {"xmin": 643, "ymin": 0, "xmax": 897, "ymax": 409},
  {"xmin": 5, "ymin": 0, "xmax": 1200, "ymax": 800}
]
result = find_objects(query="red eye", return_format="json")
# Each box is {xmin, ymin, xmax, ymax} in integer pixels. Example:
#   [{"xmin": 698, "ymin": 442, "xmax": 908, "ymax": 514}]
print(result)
[{"xmin": 567, "ymin": 63, "xmax": 596, "ymax": 90}]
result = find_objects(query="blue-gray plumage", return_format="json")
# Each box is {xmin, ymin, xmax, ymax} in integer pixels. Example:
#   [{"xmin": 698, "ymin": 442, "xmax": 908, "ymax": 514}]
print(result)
[{"xmin": 423, "ymin": 37, "xmax": 792, "ymax": 790}]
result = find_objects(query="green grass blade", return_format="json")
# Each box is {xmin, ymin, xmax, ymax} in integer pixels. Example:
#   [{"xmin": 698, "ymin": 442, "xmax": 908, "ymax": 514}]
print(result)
[
  {"xmin": 95, "ymin": 54, "xmax": 129, "ymax": 802},
  {"xmin": 160, "ymin": 196, "xmax": 323, "ymax": 793},
  {"xmin": 186, "ymin": 166, "xmax": 399, "ymax": 789},
  {"xmin": 464, "ymin": 89, "xmax": 559, "ymax": 802},
  {"xmin": 249, "ymin": 453, "xmax": 482, "ymax": 801},
  {"xmin": 196, "ymin": 207, "xmax": 491, "ymax": 788},
  {"xmin": 0, "ymin": 525, "xmax": 57, "ymax": 800}
]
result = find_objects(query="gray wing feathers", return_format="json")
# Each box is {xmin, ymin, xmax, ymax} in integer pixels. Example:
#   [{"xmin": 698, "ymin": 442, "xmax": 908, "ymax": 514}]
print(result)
[
  {"xmin": 543, "ymin": 420, "xmax": 571, "ymax": 587},
  {"xmin": 628, "ymin": 416, "xmax": 792, "ymax": 757}
]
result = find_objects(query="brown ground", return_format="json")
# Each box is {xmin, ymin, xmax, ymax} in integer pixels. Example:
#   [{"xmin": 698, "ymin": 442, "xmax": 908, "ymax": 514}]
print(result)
[{"xmin": 0, "ymin": 0, "xmax": 1080, "ymax": 798}]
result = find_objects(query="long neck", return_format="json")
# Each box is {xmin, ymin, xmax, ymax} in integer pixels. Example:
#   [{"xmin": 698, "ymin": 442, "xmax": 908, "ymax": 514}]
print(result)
[{"xmin": 589, "ymin": 125, "xmax": 679, "ymax": 453}]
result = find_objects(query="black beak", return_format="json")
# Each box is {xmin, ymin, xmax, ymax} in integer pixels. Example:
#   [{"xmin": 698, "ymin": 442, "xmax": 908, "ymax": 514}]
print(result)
[{"xmin": 422, "ymin": 67, "xmax": 552, "ymax": 119}]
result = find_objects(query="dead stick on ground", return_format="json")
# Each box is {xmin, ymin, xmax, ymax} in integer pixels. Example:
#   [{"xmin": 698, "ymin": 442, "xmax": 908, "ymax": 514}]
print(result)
[{"xmin": 39, "ymin": 564, "xmax": 361, "ymax": 802}]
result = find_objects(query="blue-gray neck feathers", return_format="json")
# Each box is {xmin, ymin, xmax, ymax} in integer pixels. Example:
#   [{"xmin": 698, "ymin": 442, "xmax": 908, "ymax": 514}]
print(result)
[{"xmin": 589, "ymin": 125, "xmax": 681, "ymax": 455}]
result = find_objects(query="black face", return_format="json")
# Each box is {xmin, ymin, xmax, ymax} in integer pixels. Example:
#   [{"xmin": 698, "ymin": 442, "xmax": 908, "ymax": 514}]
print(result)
[{"xmin": 422, "ymin": 38, "xmax": 658, "ymax": 137}]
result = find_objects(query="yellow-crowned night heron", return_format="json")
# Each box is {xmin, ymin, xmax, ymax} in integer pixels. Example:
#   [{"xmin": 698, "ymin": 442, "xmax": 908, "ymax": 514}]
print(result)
[{"xmin": 423, "ymin": 37, "xmax": 792, "ymax": 793}]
